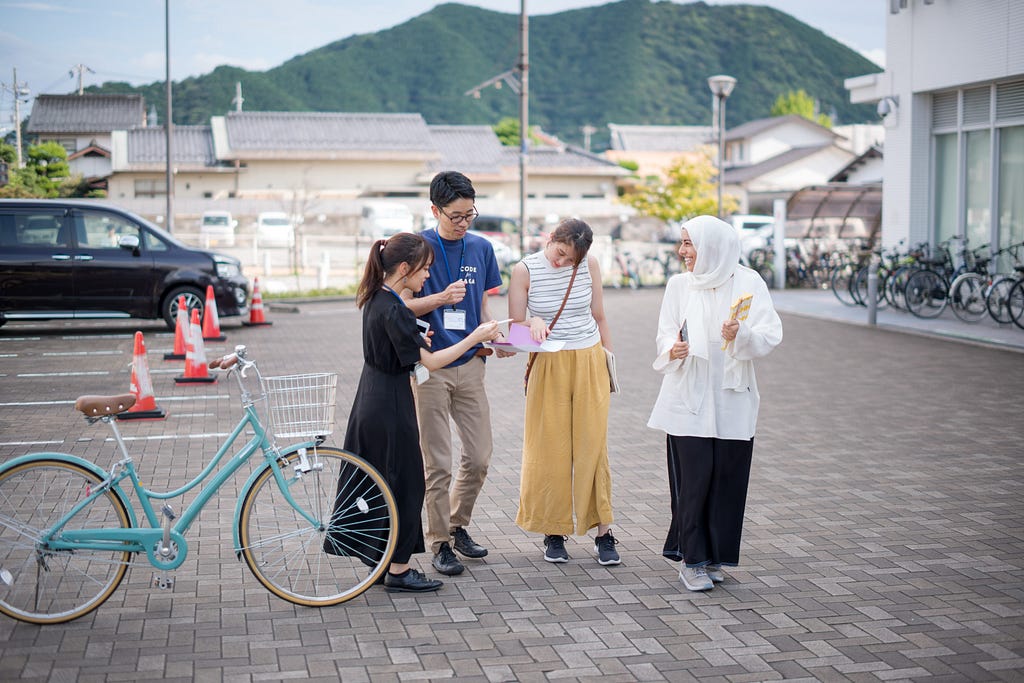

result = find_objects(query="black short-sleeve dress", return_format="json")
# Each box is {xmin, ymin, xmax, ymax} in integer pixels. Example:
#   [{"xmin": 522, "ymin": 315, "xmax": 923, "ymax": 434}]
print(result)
[{"xmin": 325, "ymin": 288, "xmax": 428, "ymax": 565}]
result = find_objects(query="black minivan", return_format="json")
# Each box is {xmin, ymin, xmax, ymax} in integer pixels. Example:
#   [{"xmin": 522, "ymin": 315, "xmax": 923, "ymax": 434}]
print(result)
[{"xmin": 0, "ymin": 199, "xmax": 249, "ymax": 330}]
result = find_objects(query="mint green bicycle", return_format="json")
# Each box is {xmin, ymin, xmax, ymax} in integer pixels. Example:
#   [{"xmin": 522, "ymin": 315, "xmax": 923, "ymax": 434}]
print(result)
[{"xmin": 0, "ymin": 346, "xmax": 397, "ymax": 624}]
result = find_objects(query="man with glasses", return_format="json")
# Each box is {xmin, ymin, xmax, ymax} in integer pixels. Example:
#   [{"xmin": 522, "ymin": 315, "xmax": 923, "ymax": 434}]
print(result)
[{"xmin": 406, "ymin": 171, "xmax": 506, "ymax": 577}]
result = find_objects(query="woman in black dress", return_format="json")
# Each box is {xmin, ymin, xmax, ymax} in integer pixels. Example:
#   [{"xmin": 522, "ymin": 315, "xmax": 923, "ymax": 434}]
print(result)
[{"xmin": 326, "ymin": 232, "xmax": 500, "ymax": 593}]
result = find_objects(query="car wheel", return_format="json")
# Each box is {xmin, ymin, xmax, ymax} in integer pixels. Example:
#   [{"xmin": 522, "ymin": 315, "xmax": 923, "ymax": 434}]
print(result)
[{"xmin": 161, "ymin": 285, "xmax": 205, "ymax": 330}]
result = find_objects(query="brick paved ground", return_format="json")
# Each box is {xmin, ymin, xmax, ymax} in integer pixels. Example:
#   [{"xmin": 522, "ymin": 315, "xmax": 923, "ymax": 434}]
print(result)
[{"xmin": 0, "ymin": 287, "xmax": 1022, "ymax": 682}]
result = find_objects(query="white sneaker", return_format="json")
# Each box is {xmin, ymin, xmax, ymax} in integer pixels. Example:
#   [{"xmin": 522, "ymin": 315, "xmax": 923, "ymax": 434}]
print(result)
[
  {"xmin": 706, "ymin": 564, "xmax": 725, "ymax": 583},
  {"xmin": 679, "ymin": 565, "xmax": 714, "ymax": 591}
]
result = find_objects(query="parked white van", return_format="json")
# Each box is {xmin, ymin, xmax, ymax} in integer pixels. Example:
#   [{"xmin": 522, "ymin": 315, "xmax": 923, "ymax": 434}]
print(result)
[
  {"xmin": 198, "ymin": 210, "xmax": 237, "ymax": 246},
  {"xmin": 359, "ymin": 201, "xmax": 414, "ymax": 238},
  {"xmin": 255, "ymin": 212, "xmax": 295, "ymax": 248}
]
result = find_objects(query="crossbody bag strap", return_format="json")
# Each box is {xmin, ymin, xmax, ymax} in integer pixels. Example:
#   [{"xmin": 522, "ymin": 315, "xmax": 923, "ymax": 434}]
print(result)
[{"xmin": 524, "ymin": 262, "xmax": 579, "ymax": 391}]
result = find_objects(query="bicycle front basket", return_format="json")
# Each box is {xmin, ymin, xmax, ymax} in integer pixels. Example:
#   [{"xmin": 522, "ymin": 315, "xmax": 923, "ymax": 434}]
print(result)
[{"xmin": 261, "ymin": 373, "xmax": 338, "ymax": 439}]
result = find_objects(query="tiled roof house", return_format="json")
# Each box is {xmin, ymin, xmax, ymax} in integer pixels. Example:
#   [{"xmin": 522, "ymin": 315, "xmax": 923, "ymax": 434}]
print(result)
[{"xmin": 26, "ymin": 94, "xmax": 147, "ymax": 186}]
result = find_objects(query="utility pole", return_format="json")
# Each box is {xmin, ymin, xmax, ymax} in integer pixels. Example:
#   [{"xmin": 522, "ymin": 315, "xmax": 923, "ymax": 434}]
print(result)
[
  {"xmin": 69, "ymin": 64, "xmax": 94, "ymax": 95},
  {"xmin": 465, "ymin": 1, "xmax": 529, "ymax": 258},
  {"xmin": 164, "ymin": 0, "xmax": 174, "ymax": 233},
  {"xmin": 581, "ymin": 124, "xmax": 597, "ymax": 153},
  {"xmin": 3, "ymin": 68, "xmax": 30, "ymax": 168},
  {"xmin": 518, "ymin": 0, "xmax": 529, "ymax": 260}
]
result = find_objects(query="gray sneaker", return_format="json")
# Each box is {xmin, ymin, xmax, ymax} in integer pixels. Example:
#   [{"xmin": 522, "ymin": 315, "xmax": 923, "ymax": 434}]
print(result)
[
  {"xmin": 706, "ymin": 564, "xmax": 725, "ymax": 583},
  {"xmin": 679, "ymin": 565, "xmax": 713, "ymax": 591},
  {"xmin": 543, "ymin": 535, "xmax": 569, "ymax": 563}
]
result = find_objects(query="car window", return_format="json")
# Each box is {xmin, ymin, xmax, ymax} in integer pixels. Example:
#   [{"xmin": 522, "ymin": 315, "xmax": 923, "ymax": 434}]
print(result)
[
  {"xmin": 77, "ymin": 211, "xmax": 142, "ymax": 249},
  {"xmin": 142, "ymin": 227, "xmax": 169, "ymax": 251},
  {"xmin": 5, "ymin": 211, "xmax": 69, "ymax": 247}
]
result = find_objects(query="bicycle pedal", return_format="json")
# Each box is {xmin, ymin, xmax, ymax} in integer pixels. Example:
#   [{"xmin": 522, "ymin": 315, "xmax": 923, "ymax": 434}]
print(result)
[{"xmin": 151, "ymin": 573, "xmax": 175, "ymax": 591}]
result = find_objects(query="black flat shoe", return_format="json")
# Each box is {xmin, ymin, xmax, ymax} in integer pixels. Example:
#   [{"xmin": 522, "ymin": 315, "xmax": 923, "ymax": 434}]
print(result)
[{"xmin": 384, "ymin": 568, "xmax": 443, "ymax": 593}]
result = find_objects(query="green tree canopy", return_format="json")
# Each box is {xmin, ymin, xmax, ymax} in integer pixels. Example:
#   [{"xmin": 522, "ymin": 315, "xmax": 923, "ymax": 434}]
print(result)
[
  {"xmin": 618, "ymin": 147, "xmax": 738, "ymax": 222},
  {"xmin": 0, "ymin": 142, "xmax": 98, "ymax": 198},
  {"xmin": 0, "ymin": 142, "xmax": 16, "ymax": 165},
  {"xmin": 770, "ymin": 89, "xmax": 833, "ymax": 128}
]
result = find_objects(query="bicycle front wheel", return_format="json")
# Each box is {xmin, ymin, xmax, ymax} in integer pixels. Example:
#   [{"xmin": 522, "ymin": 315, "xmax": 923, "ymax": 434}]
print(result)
[
  {"xmin": 948, "ymin": 273, "xmax": 988, "ymax": 322},
  {"xmin": 238, "ymin": 446, "xmax": 397, "ymax": 607},
  {"xmin": 1008, "ymin": 279, "xmax": 1024, "ymax": 330},
  {"xmin": 905, "ymin": 269, "xmax": 949, "ymax": 318},
  {"xmin": 0, "ymin": 459, "xmax": 132, "ymax": 624}
]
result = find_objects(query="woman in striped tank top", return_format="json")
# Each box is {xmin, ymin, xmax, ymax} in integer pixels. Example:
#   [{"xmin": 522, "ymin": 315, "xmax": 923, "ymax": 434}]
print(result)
[{"xmin": 506, "ymin": 218, "xmax": 621, "ymax": 567}]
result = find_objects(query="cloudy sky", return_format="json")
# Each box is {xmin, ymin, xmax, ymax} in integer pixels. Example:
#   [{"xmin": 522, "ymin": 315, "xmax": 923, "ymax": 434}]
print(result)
[{"xmin": 0, "ymin": 0, "xmax": 886, "ymax": 122}]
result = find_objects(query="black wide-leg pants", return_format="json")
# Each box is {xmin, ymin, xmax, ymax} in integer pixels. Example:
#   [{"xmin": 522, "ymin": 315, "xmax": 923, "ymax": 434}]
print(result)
[{"xmin": 662, "ymin": 435, "xmax": 754, "ymax": 567}]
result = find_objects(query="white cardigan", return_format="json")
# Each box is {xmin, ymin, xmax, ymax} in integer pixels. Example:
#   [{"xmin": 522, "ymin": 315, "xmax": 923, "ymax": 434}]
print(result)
[{"xmin": 647, "ymin": 266, "xmax": 783, "ymax": 440}]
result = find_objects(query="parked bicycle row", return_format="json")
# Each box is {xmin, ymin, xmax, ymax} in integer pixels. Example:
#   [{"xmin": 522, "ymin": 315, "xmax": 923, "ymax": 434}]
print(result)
[{"xmin": 828, "ymin": 236, "xmax": 1024, "ymax": 329}]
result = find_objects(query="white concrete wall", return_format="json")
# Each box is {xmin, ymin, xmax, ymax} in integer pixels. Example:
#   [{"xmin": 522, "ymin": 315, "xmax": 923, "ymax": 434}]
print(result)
[
  {"xmin": 747, "ymin": 121, "xmax": 835, "ymax": 165},
  {"xmin": 857, "ymin": 0, "xmax": 1024, "ymax": 248}
]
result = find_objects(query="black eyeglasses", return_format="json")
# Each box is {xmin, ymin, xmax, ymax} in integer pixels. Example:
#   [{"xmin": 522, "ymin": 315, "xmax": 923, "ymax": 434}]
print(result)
[{"xmin": 435, "ymin": 206, "xmax": 479, "ymax": 226}]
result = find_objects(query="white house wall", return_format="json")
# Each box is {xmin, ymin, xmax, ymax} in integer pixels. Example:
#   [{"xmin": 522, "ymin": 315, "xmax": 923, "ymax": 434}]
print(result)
[
  {"xmin": 856, "ymin": 0, "xmax": 1024, "ymax": 249},
  {"xmin": 745, "ymin": 148, "xmax": 856, "ymax": 194},
  {"xmin": 747, "ymin": 121, "xmax": 834, "ymax": 165},
  {"xmin": 236, "ymin": 159, "xmax": 425, "ymax": 198}
]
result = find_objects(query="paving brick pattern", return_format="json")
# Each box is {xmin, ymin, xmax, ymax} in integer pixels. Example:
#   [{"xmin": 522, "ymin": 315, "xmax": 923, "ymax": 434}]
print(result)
[{"xmin": 1, "ymin": 287, "xmax": 1022, "ymax": 682}]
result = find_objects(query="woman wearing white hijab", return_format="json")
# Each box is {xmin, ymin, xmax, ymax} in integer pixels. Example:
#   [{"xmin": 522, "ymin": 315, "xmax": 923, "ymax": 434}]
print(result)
[{"xmin": 648, "ymin": 215, "xmax": 782, "ymax": 591}]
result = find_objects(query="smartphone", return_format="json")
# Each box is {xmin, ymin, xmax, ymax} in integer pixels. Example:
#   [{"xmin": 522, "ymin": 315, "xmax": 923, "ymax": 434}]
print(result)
[
  {"xmin": 416, "ymin": 319, "xmax": 430, "ymax": 338},
  {"xmin": 679, "ymin": 320, "xmax": 688, "ymax": 342}
]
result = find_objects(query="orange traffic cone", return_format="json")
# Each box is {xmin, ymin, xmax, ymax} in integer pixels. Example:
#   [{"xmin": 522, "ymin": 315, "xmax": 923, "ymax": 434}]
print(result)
[
  {"xmin": 163, "ymin": 295, "xmax": 189, "ymax": 360},
  {"xmin": 118, "ymin": 331, "xmax": 167, "ymax": 420},
  {"xmin": 242, "ymin": 277, "xmax": 273, "ymax": 327},
  {"xmin": 201, "ymin": 285, "xmax": 227, "ymax": 342},
  {"xmin": 175, "ymin": 309, "xmax": 217, "ymax": 384}
]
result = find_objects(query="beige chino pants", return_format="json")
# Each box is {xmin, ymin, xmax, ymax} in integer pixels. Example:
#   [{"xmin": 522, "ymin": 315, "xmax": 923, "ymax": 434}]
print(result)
[{"xmin": 414, "ymin": 356, "xmax": 493, "ymax": 554}]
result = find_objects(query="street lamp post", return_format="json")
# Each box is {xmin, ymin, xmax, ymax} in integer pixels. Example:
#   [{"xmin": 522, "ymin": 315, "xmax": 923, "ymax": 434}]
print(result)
[{"xmin": 707, "ymin": 74, "xmax": 736, "ymax": 219}]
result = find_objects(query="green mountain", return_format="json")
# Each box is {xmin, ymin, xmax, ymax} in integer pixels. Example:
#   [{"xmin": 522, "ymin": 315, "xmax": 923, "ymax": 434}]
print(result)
[{"xmin": 88, "ymin": 0, "xmax": 881, "ymax": 149}]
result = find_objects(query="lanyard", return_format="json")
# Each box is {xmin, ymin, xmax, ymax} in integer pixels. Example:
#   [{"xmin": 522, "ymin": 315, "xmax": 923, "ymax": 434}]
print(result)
[
  {"xmin": 381, "ymin": 285, "xmax": 405, "ymax": 305},
  {"xmin": 433, "ymin": 228, "xmax": 465, "ymax": 307}
]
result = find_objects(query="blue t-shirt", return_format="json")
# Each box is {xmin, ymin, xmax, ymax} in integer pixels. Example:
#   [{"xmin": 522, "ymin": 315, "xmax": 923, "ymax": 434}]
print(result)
[{"xmin": 416, "ymin": 229, "xmax": 502, "ymax": 367}]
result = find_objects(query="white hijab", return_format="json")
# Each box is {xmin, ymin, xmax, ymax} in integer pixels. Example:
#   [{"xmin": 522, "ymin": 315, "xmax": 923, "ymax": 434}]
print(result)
[
  {"xmin": 676, "ymin": 215, "xmax": 745, "ymax": 413},
  {"xmin": 680, "ymin": 215, "xmax": 740, "ymax": 362}
]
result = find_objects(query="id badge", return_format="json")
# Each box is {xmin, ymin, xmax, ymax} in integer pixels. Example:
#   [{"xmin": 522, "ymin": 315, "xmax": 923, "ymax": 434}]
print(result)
[
  {"xmin": 443, "ymin": 308, "xmax": 467, "ymax": 330},
  {"xmin": 413, "ymin": 362, "xmax": 430, "ymax": 385}
]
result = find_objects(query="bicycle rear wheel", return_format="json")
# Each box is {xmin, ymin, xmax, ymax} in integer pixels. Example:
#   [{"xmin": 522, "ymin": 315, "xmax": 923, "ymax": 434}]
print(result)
[
  {"xmin": 830, "ymin": 263, "xmax": 857, "ymax": 306},
  {"xmin": 0, "ymin": 459, "xmax": 132, "ymax": 624},
  {"xmin": 905, "ymin": 269, "xmax": 949, "ymax": 318},
  {"xmin": 238, "ymin": 446, "xmax": 397, "ymax": 607},
  {"xmin": 948, "ymin": 273, "xmax": 988, "ymax": 322},
  {"xmin": 986, "ymin": 277, "xmax": 1017, "ymax": 323}
]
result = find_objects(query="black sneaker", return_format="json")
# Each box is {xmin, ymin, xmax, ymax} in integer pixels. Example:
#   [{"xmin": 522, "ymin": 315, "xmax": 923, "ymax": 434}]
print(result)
[
  {"xmin": 384, "ymin": 568, "xmax": 443, "ymax": 593},
  {"xmin": 543, "ymin": 535, "xmax": 569, "ymax": 563},
  {"xmin": 452, "ymin": 527, "xmax": 488, "ymax": 559},
  {"xmin": 593, "ymin": 531, "xmax": 621, "ymax": 566},
  {"xmin": 431, "ymin": 542, "xmax": 465, "ymax": 576}
]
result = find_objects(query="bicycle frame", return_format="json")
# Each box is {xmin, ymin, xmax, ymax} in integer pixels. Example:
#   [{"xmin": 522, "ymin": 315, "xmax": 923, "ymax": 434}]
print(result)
[{"xmin": 21, "ymin": 371, "xmax": 322, "ymax": 571}]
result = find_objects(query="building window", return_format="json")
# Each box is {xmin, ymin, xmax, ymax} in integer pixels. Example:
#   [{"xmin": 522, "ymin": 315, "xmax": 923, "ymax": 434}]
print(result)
[
  {"xmin": 933, "ymin": 133, "xmax": 957, "ymax": 244},
  {"xmin": 931, "ymin": 81, "xmax": 1024, "ymax": 250},
  {"xmin": 134, "ymin": 179, "xmax": 167, "ymax": 198},
  {"xmin": 998, "ymin": 125, "xmax": 1024, "ymax": 261}
]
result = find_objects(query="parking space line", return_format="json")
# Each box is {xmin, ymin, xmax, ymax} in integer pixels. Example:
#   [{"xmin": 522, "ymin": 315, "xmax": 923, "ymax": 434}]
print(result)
[
  {"xmin": 0, "ymin": 395, "xmax": 229, "ymax": 407},
  {"xmin": 43, "ymin": 350, "xmax": 125, "ymax": 356},
  {"xmin": 16, "ymin": 371, "xmax": 111, "ymax": 377}
]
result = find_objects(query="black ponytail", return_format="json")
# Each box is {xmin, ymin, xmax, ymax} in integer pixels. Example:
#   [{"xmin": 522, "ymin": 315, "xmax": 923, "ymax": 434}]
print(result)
[{"xmin": 356, "ymin": 232, "xmax": 433, "ymax": 308}]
